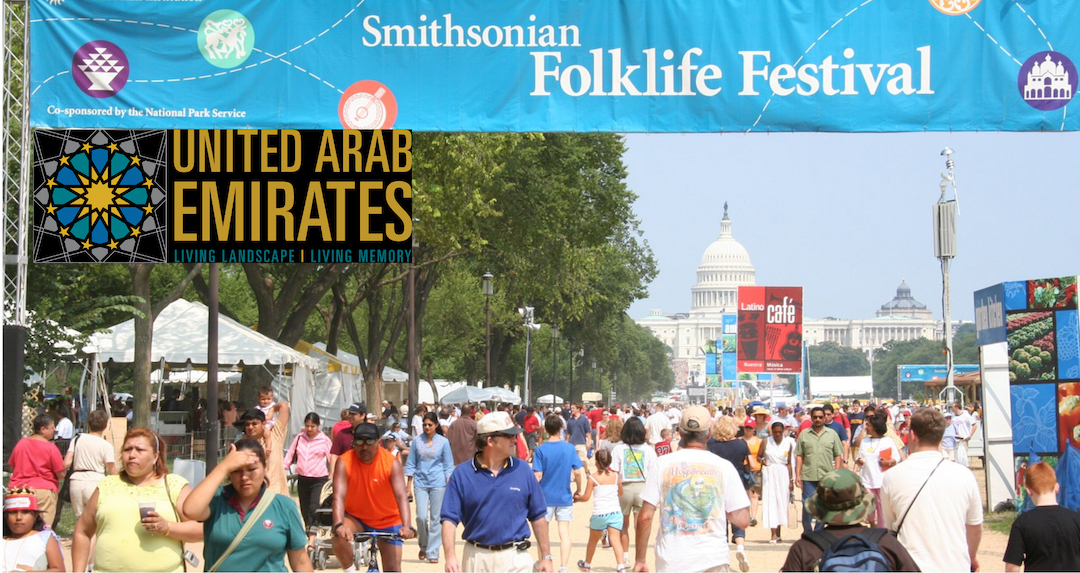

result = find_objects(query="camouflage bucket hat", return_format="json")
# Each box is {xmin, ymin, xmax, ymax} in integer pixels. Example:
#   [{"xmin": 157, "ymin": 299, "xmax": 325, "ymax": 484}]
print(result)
[{"xmin": 807, "ymin": 468, "xmax": 875, "ymax": 525}]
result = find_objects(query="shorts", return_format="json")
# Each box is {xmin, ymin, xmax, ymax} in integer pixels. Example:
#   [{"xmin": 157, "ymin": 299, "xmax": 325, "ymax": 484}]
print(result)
[
  {"xmin": 574, "ymin": 445, "xmax": 589, "ymax": 467},
  {"xmin": 345, "ymin": 511, "xmax": 404, "ymax": 546},
  {"xmin": 525, "ymin": 433, "xmax": 537, "ymax": 450},
  {"xmin": 620, "ymin": 481, "xmax": 645, "ymax": 515},
  {"xmin": 546, "ymin": 506, "xmax": 573, "ymax": 522},
  {"xmin": 589, "ymin": 512, "xmax": 623, "ymax": 531},
  {"xmin": 749, "ymin": 470, "xmax": 762, "ymax": 495}
]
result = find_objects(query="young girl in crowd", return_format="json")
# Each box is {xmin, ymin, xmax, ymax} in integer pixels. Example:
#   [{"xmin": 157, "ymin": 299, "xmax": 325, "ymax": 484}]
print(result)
[
  {"xmin": 573, "ymin": 450, "xmax": 625, "ymax": 573},
  {"xmin": 3, "ymin": 487, "xmax": 65, "ymax": 572}
]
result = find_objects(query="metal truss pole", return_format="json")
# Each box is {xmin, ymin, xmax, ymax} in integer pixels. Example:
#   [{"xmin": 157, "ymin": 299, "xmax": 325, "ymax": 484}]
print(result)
[{"xmin": 3, "ymin": 0, "xmax": 31, "ymax": 326}]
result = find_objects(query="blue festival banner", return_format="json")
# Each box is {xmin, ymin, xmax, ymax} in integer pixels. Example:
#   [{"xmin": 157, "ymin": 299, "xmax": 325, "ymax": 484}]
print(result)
[
  {"xmin": 899, "ymin": 363, "xmax": 980, "ymax": 383},
  {"xmin": 974, "ymin": 283, "xmax": 1007, "ymax": 346},
  {"xmin": 29, "ymin": 0, "xmax": 1079, "ymax": 132}
]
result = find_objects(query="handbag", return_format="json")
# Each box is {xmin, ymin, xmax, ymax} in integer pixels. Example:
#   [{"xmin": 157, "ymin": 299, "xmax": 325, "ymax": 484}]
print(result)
[
  {"xmin": 59, "ymin": 434, "xmax": 82, "ymax": 503},
  {"xmin": 207, "ymin": 490, "xmax": 278, "ymax": 572}
]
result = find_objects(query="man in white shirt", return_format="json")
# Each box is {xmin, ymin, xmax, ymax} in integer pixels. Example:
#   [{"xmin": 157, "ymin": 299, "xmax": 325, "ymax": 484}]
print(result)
[
  {"xmin": 774, "ymin": 404, "xmax": 797, "ymax": 432},
  {"xmin": 881, "ymin": 407, "xmax": 982, "ymax": 573},
  {"xmin": 645, "ymin": 405, "xmax": 671, "ymax": 446},
  {"xmin": 950, "ymin": 401, "xmax": 976, "ymax": 467},
  {"xmin": 634, "ymin": 406, "xmax": 751, "ymax": 573}
]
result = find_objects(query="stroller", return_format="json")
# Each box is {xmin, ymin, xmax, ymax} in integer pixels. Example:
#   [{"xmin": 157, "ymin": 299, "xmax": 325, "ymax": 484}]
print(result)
[{"xmin": 309, "ymin": 481, "xmax": 336, "ymax": 570}]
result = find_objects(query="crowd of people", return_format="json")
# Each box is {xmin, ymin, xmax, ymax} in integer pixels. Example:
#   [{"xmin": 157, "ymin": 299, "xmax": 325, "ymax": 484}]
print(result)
[{"xmin": 6, "ymin": 391, "xmax": 1080, "ymax": 573}]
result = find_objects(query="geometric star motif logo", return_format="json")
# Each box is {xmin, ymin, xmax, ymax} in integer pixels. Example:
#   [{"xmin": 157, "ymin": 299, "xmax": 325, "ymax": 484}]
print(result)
[
  {"xmin": 49, "ymin": 140, "xmax": 153, "ymax": 251},
  {"xmin": 34, "ymin": 130, "xmax": 168, "ymax": 263}
]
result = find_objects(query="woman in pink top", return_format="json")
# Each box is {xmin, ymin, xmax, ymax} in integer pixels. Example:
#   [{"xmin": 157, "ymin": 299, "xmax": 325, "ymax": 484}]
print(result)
[
  {"xmin": 7, "ymin": 414, "xmax": 65, "ymax": 526},
  {"xmin": 283, "ymin": 412, "xmax": 336, "ymax": 548}
]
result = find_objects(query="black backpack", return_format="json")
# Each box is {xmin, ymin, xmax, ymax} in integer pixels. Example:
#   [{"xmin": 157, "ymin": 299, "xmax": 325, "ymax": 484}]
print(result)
[{"xmin": 802, "ymin": 528, "xmax": 891, "ymax": 572}]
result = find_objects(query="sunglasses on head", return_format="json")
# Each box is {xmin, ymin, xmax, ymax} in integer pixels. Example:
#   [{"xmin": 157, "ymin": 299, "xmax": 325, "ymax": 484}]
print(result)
[{"xmin": 354, "ymin": 438, "xmax": 378, "ymax": 446}]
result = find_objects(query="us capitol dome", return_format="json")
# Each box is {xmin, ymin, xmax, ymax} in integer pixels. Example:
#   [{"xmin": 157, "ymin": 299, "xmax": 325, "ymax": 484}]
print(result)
[{"xmin": 636, "ymin": 204, "xmax": 961, "ymax": 388}]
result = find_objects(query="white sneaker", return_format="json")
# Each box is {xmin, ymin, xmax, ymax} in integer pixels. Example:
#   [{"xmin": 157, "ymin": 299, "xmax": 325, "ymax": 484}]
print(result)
[{"xmin": 735, "ymin": 547, "xmax": 750, "ymax": 572}]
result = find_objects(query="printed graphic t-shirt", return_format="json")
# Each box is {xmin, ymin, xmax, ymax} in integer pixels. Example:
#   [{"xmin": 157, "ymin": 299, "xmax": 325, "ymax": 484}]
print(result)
[{"xmin": 640, "ymin": 448, "xmax": 750, "ymax": 572}]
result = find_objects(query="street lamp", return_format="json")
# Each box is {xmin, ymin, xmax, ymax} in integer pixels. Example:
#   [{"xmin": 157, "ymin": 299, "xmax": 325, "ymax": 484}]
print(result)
[
  {"xmin": 482, "ymin": 272, "xmax": 493, "ymax": 388},
  {"xmin": 517, "ymin": 306, "xmax": 542, "ymax": 405},
  {"xmin": 551, "ymin": 324, "xmax": 559, "ymax": 405},
  {"xmin": 933, "ymin": 147, "xmax": 961, "ymax": 405}
]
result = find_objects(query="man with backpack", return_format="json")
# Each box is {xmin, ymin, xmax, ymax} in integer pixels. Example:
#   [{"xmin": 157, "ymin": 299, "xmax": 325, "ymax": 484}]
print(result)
[{"xmin": 781, "ymin": 468, "xmax": 919, "ymax": 572}]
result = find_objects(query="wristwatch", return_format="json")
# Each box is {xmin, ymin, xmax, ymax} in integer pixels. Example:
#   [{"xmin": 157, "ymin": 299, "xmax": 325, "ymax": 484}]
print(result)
[{"xmin": 542, "ymin": 555, "xmax": 554, "ymax": 561}]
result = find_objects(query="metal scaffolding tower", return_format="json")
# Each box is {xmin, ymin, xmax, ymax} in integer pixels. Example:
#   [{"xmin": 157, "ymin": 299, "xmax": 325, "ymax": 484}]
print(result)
[{"xmin": 3, "ymin": 0, "xmax": 31, "ymax": 326}]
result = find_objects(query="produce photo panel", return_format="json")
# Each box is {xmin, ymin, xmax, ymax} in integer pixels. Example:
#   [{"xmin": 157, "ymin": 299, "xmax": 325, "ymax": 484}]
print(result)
[
  {"xmin": 1026, "ymin": 276, "xmax": 1078, "ymax": 310},
  {"xmin": 1059, "ymin": 382, "xmax": 1080, "ymax": 451},
  {"xmin": 1012, "ymin": 383, "xmax": 1058, "ymax": 455},
  {"xmin": 1008, "ymin": 310, "xmax": 1058, "ymax": 383},
  {"xmin": 1057, "ymin": 310, "xmax": 1080, "ymax": 379}
]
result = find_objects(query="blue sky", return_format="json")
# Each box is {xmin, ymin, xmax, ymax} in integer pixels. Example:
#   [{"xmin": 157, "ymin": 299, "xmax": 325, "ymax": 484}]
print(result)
[{"xmin": 623, "ymin": 131, "xmax": 1080, "ymax": 322}]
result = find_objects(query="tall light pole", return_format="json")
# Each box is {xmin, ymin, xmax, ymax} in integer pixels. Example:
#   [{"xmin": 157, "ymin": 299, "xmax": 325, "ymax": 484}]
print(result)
[
  {"xmin": 482, "ymin": 272, "xmax": 493, "ymax": 388},
  {"xmin": 551, "ymin": 324, "xmax": 559, "ymax": 404},
  {"xmin": 518, "ymin": 306, "xmax": 542, "ymax": 405},
  {"xmin": 934, "ymin": 147, "xmax": 961, "ymax": 405}
]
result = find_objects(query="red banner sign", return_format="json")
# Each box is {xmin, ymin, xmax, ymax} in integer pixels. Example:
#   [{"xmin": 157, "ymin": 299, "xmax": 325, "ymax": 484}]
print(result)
[{"xmin": 737, "ymin": 286, "xmax": 804, "ymax": 374}]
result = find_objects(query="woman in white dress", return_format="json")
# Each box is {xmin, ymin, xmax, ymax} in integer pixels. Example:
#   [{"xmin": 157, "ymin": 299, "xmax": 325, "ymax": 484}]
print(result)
[
  {"xmin": 756, "ymin": 421, "xmax": 795, "ymax": 543},
  {"xmin": 854, "ymin": 413, "xmax": 901, "ymax": 527}
]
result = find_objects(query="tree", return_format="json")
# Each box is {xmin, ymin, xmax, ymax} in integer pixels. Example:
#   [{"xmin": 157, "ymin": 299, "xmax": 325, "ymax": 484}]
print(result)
[
  {"xmin": 808, "ymin": 342, "xmax": 870, "ymax": 376},
  {"xmin": 869, "ymin": 327, "xmax": 977, "ymax": 399}
]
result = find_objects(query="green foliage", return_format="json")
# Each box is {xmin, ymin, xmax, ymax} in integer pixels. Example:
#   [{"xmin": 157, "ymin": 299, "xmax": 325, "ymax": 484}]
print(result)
[
  {"xmin": 869, "ymin": 326, "xmax": 978, "ymax": 399},
  {"xmin": 808, "ymin": 342, "xmax": 870, "ymax": 376}
]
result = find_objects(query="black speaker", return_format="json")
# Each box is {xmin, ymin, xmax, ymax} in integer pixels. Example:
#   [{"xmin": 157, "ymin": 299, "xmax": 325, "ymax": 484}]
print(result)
[{"xmin": 3, "ymin": 325, "xmax": 26, "ymax": 465}]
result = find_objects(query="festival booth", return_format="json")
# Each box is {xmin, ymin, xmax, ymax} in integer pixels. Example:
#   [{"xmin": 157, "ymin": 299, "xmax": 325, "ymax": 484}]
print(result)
[
  {"xmin": 974, "ymin": 276, "xmax": 1079, "ymax": 513},
  {"xmin": 92, "ymin": 299, "xmax": 321, "ymax": 440},
  {"xmin": 295, "ymin": 341, "xmax": 363, "ymax": 426},
  {"xmin": 311, "ymin": 343, "xmax": 410, "ymax": 405}
]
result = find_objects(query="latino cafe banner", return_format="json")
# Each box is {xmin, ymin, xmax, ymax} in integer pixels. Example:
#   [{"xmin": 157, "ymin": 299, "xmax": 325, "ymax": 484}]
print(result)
[
  {"xmin": 29, "ymin": 0, "xmax": 1080, "ymax": 132},
  {"xmin": 737, "ymin": 286, "xmax": 804, "ymax": 374}
]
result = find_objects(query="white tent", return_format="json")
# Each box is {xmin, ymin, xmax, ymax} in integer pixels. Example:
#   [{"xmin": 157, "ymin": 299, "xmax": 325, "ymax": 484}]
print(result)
[
  {"xmin": 93, "ymin": 299, "xmax": 319, "ymax": 437},
  {"xmin": 809, "ymin": 376, "xmax": 874, "ymax": 397},
  {"xmin": 312, "ymin": 343, "xmax": 408, "ymax": 404},
  {"xmin": 296, "ymin": 341, "xmax": 363, "ymax": 426}
]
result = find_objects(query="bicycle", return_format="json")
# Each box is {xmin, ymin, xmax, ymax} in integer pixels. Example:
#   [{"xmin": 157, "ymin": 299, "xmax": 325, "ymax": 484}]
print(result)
[{"xmin": 351, "ymin": 531, "xmax": 402, "ymax": 572}]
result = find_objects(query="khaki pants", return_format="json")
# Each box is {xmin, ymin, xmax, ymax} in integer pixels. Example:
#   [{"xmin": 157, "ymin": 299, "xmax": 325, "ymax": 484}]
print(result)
[
  {"xmin": 462, "ymin": 542, "xmax": 534, "ymax": 573},
  {"xmin": 34, "ymin": 488, "xmax": 58, "ymax": 527},
  {"xmin": 71, "ymin": 479, "xmax": 103, "ymax": 519},
  {"xmin": 575, "ymin": 445, "xmax": 589, "ymax": 472}
]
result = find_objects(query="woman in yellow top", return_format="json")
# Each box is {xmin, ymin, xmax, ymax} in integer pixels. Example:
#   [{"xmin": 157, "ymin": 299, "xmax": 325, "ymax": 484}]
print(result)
[
  {"xmin": 742, "ymin": 420, "xmax": 763, "ymax": 527},
  {"xmin": 72, "ymin": 427, "xmax": 204, "ymax": 572}
]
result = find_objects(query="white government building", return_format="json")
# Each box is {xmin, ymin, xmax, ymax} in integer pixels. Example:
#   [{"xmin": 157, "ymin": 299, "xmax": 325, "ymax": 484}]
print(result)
[{"xmin": 636, "ymin": 206, "xmax": 961, "ymax": 387}]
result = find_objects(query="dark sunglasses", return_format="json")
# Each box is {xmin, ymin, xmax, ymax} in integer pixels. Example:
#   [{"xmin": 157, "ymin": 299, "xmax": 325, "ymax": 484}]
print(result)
[
  {"xmin": 811, "ymin": 415, "xmax": 824, "ymax": 420},
  {"xmin": 353, "ymin": 438, "xmax": 378, "ymax": 446}
]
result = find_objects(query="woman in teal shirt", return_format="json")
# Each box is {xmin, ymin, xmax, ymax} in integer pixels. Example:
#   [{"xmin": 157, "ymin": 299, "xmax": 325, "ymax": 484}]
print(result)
[
  {"xmin": 404, "ymin": 412, "xmax": 454, "ymax": 563},
  {"xmin": 184, "ymin": 438, "xmax": 312, "ymax": 572}
]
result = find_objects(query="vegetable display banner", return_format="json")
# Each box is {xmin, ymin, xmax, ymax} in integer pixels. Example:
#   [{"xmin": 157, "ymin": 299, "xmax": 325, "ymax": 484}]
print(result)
[
  {"xmin": 737, "ymin": 286, "xmax": 803, "ymax": 374},
  {"xmin": 983, "ymin": 276, "xmax": 1080, "ymax": 460},
  {"xmin": 28, "ymin": 0, "xmax": 1080, "ymax": 132}
]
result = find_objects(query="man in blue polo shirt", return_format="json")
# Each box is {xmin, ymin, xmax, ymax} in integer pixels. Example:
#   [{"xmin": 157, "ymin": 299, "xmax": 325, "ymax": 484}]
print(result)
[{"xmin": 441, "ymin": 411, "xmax": 554, "ymax": 573}]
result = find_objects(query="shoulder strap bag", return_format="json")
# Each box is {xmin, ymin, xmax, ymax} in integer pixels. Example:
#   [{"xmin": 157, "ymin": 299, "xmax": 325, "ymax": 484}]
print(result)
[
  {"xmin": 207, "ymin": 489, "xmax": 278, "ymax": 572},
  {"xmin": 59, "ymin": 434, "xmax": 82, "ymax": 503},
  {"xmin": 891, "ymin": 457, "xmax": 944, "ymax": 537}
]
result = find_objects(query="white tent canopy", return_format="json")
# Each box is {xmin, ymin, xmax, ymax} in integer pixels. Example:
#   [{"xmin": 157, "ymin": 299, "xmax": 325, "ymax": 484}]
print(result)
[
  {"xmin": 809, "ymin": 376, "xmax": 874, "ymax": 397},
  {"xmin": 95, "ymin": 299, "xmax": 319, "ymax": 370},
  {"xmin": 312, "ymin": 343, "xmax": 409, "ymax": 382},
  {"xmin": 92, "ymin": 299, "xmax": 319, "ymax": 437}
]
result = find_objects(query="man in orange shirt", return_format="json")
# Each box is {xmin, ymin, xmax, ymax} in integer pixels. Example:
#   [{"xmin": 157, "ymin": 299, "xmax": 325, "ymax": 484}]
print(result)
[{"xmin": 331, "ymin": 423, "xmax": 416, "ymax": 572}]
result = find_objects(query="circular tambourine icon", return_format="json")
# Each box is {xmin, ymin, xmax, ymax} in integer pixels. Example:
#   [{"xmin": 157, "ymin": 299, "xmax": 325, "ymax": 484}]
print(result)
[{"xmin": 338, "ymin": 80, "xmax": 398, "ymax": 129}]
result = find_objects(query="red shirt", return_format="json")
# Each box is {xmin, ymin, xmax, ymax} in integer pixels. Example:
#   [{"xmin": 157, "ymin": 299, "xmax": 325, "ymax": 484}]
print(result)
[
  {"xmin": 523, "ymin": 414, "xmax": 541, "ymax": 435},
  {"xmin": 654, "ymin": 441, "xmax": 672, "ymax": 457},
  {"xmin": 8, "ymin": 437, "xmax": 64, "ymax": 491},
  {"xmin": 796, "ymin": 418, "xmax": 812, "ymax": 437},
  {"xmin": 330, "ymin": 422, "xmax": 355, "ymax": 456},
  {"xmin": 587, "ymin": 409, "xmax": 604, "ymax": 430}
]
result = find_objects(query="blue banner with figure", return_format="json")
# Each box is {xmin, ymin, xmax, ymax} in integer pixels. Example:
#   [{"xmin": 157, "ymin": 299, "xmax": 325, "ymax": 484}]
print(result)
[{"xmin": 30, "ymin": 0, "xmax": 1079, "ymax": 132}]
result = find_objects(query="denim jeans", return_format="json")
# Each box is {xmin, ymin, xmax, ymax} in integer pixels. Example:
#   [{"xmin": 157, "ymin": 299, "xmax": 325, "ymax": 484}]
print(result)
[
  {"xmin": 414, "ymin": 485, "xmax": 446, "ymax": 560},
  {"xmin": 801, "ymin": 480, "xmax": 823, "ymax": 533}
]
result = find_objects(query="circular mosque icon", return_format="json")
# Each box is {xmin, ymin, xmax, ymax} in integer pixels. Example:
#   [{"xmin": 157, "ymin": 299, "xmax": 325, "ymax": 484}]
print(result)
[
  {"xmin": 338, "ymin": 80, "xmax": 398, "ymax": 129},
  {"xmin": 44, "ymin": 138, "xmax": 157, "ymax": 254},
  {"xmin": 1018, "ymin": 51, "xmax": 1077, "ymax": 111}
]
